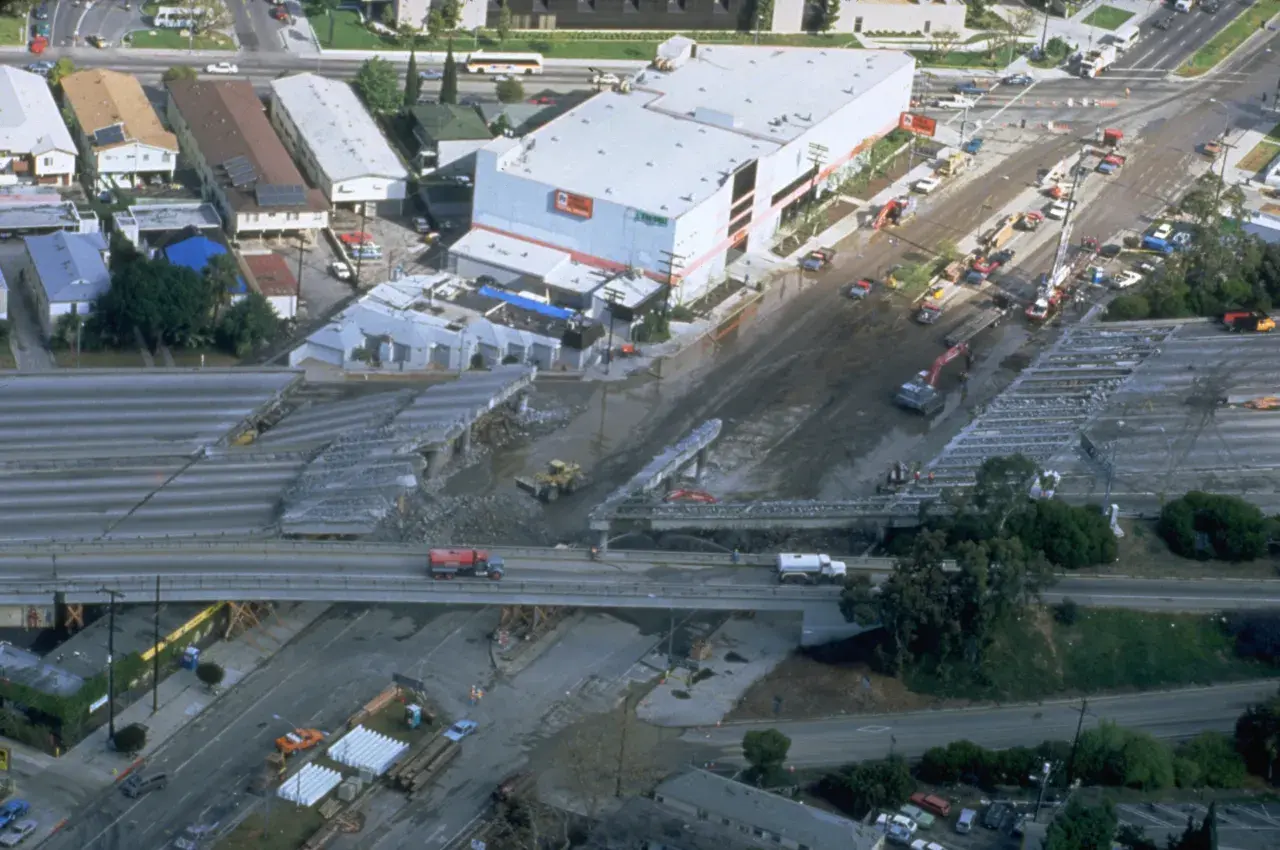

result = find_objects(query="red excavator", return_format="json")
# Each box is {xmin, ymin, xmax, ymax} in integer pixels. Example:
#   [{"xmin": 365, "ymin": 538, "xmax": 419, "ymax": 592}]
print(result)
[
  {"xmin": 664, "ymin": 489, "xmax": 718, "ymax": 504},
  {"xmin": 894, "ymin": 343, "xmax": 971, "ymax": 416}
]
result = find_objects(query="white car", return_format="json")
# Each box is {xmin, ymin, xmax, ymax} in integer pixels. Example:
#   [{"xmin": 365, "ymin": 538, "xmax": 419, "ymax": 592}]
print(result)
[
  {"xmin": 1046, "ymin": 200, "xmax": 1075, "ymax": 220},
  {"xmin": 443, "ymin": 719, "xmax": 478, "ymax": 742},
  {"xmin": 0, "ymin": 822, "xmax": 37, "ymax": 848},
  {"xmin": 1112, "ymin": 270, "xmax": 1143, "ymax": 289},
  {"xmin": 914, "ymin": 177, "xmax": 941, "ymax": 194},
  {"xmin": 592, "ymin": 72, "xmax": 620, "ymax": 87},
  {"xmin": 205, "ymin": 62, "xmax": 238, "ymax": 75}
]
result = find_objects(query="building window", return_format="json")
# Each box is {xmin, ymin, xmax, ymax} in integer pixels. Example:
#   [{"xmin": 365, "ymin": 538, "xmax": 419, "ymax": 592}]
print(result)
[
  {"xmin": 924, "ymin": 20, "xmax": 931, "ymax": 33},
  {"xmin": 668, "ymin": 0, "xmax": 686, "ymax": 10},
  {"xmin": 577, "ymin": 0, "xmax": 594, "ymax": 10},
  {"xmin": 854, "ymin": 16, "xmax": 862, "ymax": 32},
  {"xmin": 716, "ymin": 0, "xmax": 728, "ymax": 10},
  {"xmin": 42, "ymin": 156, "xmax": 51, "ymax": 166},
  {"xmin": 163, "ymin": 152, "xmax": 171, "ymax": 162}
]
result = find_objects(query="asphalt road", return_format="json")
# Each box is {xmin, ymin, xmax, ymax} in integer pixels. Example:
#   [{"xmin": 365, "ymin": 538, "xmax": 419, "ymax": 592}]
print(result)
[{"xmin": 688, "ymin": 679, "xmax": 1280, "ymax": 766}]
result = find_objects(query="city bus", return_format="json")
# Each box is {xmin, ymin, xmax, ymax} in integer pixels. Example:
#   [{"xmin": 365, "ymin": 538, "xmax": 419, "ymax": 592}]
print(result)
[
  {"xmin": 464, "ymin": 52, "xmax": 544, "ymax": 75},
  {"xmin": 151, "ymin": 6, "xmax": 206, "ymax": 28}
]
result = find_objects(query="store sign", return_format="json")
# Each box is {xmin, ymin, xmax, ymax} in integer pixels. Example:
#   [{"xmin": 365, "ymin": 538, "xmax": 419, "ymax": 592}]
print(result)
[
  {"xmin": 898, "ymin": 112, "xmax": 937, "ymax": 138},
  {"xmin": 634, "ymin": 210, "xmax": 669, "ymax": 227},
  {"xmin": 553, "ymin": 190, "xmax": 593, "ymax": 219}
]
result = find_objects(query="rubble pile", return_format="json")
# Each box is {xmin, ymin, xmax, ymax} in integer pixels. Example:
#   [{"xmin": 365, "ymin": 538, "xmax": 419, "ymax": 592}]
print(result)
[{"xmin": 389, "ymin": 490, "xmax": 555, "ymax": 546}]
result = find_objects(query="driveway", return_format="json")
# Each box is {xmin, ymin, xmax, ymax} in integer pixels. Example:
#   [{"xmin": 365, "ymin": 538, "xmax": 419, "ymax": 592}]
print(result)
[{"xmin": 0, "ymin": 242, "xmax": 55, "ymax": 371}]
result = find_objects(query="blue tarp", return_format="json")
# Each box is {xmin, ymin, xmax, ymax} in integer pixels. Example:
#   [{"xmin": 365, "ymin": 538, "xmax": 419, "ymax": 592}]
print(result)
[
  {"xmin": 479, "ymin": 285, "xmax": 574, "ymax": 320},
  {"xmin": 164, "ymin": 236, "xmax": 247, "ymax": 293}
]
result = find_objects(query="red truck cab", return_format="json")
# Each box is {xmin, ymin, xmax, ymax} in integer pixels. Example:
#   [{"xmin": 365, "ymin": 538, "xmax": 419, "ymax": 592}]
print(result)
[{"xmin": 428, "ymin": 548, "xmax": 505, "ymax": 580}]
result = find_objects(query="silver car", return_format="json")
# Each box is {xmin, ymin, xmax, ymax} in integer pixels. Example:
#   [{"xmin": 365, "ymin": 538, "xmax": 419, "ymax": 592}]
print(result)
[{"xmin": 0, "ymin": 821, "xmax": 37, "ymax": 848}]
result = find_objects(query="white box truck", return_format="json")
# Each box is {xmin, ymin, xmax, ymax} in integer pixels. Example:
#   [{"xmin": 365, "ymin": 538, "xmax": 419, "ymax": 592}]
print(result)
[{"xmin": 776, "ymin": 553, "xmax": 847, "ymax": 584}]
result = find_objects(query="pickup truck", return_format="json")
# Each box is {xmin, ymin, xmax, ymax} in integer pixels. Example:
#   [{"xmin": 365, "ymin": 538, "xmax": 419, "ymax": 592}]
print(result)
[
  {"xmin": 801, "ymin": 247, "xmax": 835, "ymax": 272},
  {"xmin": 916, "ymin": 302, "xmax": 944, "ymax": 324},
  {"xmin": 848, "ymin": 279, "xmax": 874, "ymax": 299},
  {"xmin": 1096, "ymin": 154, "xmax": 1125, "ymax": 175},
  {"xmin": 962, "ymin": 138, "xmax": 984, "ymax": 155}
]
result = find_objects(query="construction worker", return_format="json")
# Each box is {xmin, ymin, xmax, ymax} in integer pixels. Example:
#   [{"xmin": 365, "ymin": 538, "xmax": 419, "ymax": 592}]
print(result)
[
  {"xmin": 731, "ymin": 548, "xmax": 741, "ymax": 564},
  {"xmin": 589, "ymin": 545, "xmax": 599, "ymax": 561},
  {"xmin": 1124, "ymin": 87, "xmax": 1130, "ymax": 99}
]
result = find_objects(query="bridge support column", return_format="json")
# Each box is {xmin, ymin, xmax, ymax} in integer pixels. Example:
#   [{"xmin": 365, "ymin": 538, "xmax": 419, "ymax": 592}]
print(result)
[
  {"xmin": 426, "ymin": 449, "xmax": 447, "ymax": 478},
  {"xmin": 459, "ymin": 426, "xmax": 472, "ymax": 455},
  {"xmin": 597, "ymin": 529, "xmax": 609, "ymax": 552},
  {"xmin": 514, "ymin": 393, "xmax": 529, "ymax": 415},
  {"xmin": 693, "ymin": 448, "xmax": 708, "ymax": 483}
]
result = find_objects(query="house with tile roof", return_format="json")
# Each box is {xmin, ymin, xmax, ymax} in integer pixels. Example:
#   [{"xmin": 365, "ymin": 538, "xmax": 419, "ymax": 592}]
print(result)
[
  {"xmin": 60, "ymin": 69, "xmax": 179, "ymax": 189},
  {"xmin": 19, "ymin": 231, "xmax": 110, "ymax": 334},
  {"xmin": 166, "ymin": 79, "xmax": 329, "ymax": 238},
  {"xmin": 410, "ymin": 104, "xmax": 492, "ymax": 176},
  {"xmin": 0, "ymin": 66, "xmax": 77, "ymax": 186}
]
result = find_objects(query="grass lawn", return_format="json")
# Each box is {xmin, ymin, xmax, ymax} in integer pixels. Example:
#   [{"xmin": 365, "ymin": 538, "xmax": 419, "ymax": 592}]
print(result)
[
  {"xmin": 0, "ymin": 13, "xmax": 25, "ymax": 46},
  {"xmin": 317, "ymin": 14, "xmax": 862, "ymax": 56},
  {"xmin": 904, "ymin": 608, "xmax": 1272, "ymax": 702},
  {"xmin": 53, "ymin": 348, "xmax": 148, "ymax": 368},
  {"xmin": 912, "ymin": 43, "xmax": 1023, "ymax": 69},
  {"xmin": 1081, "ymin": 5, "xmax": 1135, "ymax": 30},
  {"xmin": 127, "ymin": 28, "xmax": 235, "ymax": 50},
  {"xmin": 217, "ymin": 808, "xmax": 324, "ymax": 850},
  {"xmin": 1239, "ymin": 139, "xmax": 1280, "ymax": 174},
  {"xmin": 166, "ymin": 347, "xmax": 239, "ymax": 368},
  {"xmin": 1179, "ymin": 0, "xmax": 1280, "ymax": 76}
]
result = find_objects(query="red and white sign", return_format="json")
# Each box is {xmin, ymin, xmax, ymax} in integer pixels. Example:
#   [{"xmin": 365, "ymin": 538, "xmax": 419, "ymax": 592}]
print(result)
[
  {"xmin": 553, "ymin": 190, "xmax": 593, "ymax": 219},
  {"xmin": 898, "ymin": 112, "xmax": 937, "ymax": 138}
]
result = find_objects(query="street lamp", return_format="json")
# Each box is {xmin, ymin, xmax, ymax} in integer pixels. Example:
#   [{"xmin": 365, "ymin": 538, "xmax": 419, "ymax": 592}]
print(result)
[{"xmin": 98, "ymin": 587, "xmax": 126, "ymax": 742}]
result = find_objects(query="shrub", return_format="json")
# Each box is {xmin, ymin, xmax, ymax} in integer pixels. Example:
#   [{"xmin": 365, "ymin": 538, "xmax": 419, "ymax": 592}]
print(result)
[
  {"xmin": 113, "ymin": 723, "xmax": 147, "ymax": 753},
  {"xmin": 1054, "ymin": 598, "xmax": 1079, "ymax": 626},
  {"xmin": 1157, "ymin": 492, "xmax": 1269, "ymax": 561},
  {"xmin": 1224, "ymin": 611, "xmax": 1280, "ymax": 663},
  {"xmin": 1175, "ymin": 732, "xmax": 1247, "ymax": 788},
  {"xmin": 195, "ymin": 661, "xmax": 225, "ymax": 688}
]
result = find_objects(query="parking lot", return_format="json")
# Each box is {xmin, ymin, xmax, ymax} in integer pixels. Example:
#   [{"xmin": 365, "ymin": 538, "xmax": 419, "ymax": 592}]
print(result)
[{"xmin": 1118, "ymin": 802, "xmax": 1280, "ymax": 850}]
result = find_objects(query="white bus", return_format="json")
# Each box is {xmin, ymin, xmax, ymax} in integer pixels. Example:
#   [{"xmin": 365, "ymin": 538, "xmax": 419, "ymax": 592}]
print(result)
[
  {"xmin": 464, "ymin": 51, "xmax": 544, "ymax": 75},
  {"xmin": 1110, "ymin": 23, "xmax": 1140, "ymax": 51},
  {"xmin": 152, "ymin": 6, "xmax": 206, "ymax": 28}
]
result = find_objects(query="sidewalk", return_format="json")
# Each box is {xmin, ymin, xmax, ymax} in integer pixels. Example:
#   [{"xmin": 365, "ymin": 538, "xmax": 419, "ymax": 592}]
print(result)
[{"xmin": 53, "ymin": 602, "xmax": 331, "ymax": 784}]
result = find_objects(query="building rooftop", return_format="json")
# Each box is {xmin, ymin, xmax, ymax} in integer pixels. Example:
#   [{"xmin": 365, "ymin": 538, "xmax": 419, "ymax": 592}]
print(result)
[
  {"xmin": 411, "ymin": 103, "xmax": 492, "ymax": 144},
  {"xmin": 270, "ymin": 73, "xmax": 408, "ymax": 185},
  {"xmin": 0, "ymin": 66, "xmax": 75, "ymax": 157},
  {"xmin": 116, "ymin": 201, "xmax": 222, "ymax": 233},
  {"xmin": 244, "ymin": 252, "xmax": 297, "ymax": 297},
  {"xmin": 61, "ymin": 68, "xmax": 178, "ymax": 153},
  {"xmin": 166, "ymin": 79, "xmax": 327, "ymax": 214},
  {"xmin": 164, "ymin": 235, "xmax": 245, "ymax": 293},
  {"xmin": 656, "ymin": 770, "xmax": 883, "ymax": 850},
  {"xmin": 24, "ymin": 231, "xmax": 109, "ymax": 306},
  {"xmin": 0, "ymin": 199, "xmax": 88, "ymax": 231},
  {"xmin": 451, "ymin": 227, "xmax": 573, "ymax": 279},
  {"xmin": 636, "ymin": 44, "xmax": 915, "ymax": 144},
  {"xmin": 488, "ymin": 91, "xmax": 773, "ymax": 218}
]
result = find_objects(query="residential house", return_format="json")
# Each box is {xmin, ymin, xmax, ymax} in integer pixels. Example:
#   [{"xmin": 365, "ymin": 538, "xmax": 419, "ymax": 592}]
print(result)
[
  {"xmin": 243, "ymin": 253, "xmax": 298, "ymax": 319},
  {"xmin": 410, "ymin": 104, "xmax": 492, "ymax": 176},
  {"xmin": 269, "ymin": 73, "xmax": 409, "ymax": 215},
  {"xmin": 20, "ymin": 231, "xmax": 110, "ymax": 335},
  {"xmin": 166, "ymin": 79, "xmax": 329, "ymax": 238},
  {"xmin": 60, "ymin": 69, "xmax": 179, "ymax": 189},
  {"xmin": 654, "ymin": 771, "xmax": 884, "ymax": 850},
  {"xmin": 0, "ymin": 66, "xmax": 76, "ymax": 186}
]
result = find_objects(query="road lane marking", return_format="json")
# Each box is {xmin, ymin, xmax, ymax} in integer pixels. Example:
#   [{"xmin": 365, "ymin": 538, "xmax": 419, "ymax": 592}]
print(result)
[{"xmin": 855, "ymin": 725, "xmax": 891, "ymax": 733}]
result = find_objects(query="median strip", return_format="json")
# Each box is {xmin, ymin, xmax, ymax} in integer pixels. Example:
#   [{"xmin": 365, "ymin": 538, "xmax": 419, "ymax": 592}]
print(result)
[{"xmin": 1177, "ymin": 0, "xmax": 1280, "ymax": 77}]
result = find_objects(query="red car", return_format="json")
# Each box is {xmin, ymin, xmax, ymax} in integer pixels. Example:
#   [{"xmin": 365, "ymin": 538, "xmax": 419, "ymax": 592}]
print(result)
[
  {"xmin": 271, "ymin": 4, "xmax": 289, "ymax": 20},
  {"xmin": 528, "ymin": 96, "xmax": 556, "ymax": 105},
  {"xmin": 971, "ymin": 257, "xmax": 1001, "ymax": 275},
  {"xmin": 28, "ymin": 36, "xmax": 48, "ymax": 54}
]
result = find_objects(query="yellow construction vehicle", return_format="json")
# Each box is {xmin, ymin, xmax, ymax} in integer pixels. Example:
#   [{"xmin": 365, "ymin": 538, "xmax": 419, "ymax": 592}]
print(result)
[
  {"xmin": 515, "ymin": 460, "xmax": 583, "ymax": 502},
  {"xmin": 938, "ymin": 152, "xmax": 969, "ymax": 177}
]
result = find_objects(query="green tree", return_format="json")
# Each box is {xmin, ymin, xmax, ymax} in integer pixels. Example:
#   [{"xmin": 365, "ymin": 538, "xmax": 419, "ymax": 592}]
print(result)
[
  {"xmin": 817, "ymin": 0, "xmax": 839, "ymax": 32},
  {"xmin": 1115, "ymin": 824, "xmax": 1159, "ymax": 850},
  {"xmin": 438, "ymin": 0, "xmax": 461, "ymax": 29},
  {"xmin": 1176, "ymin": 733, "xmax": 1247, "ymax": 788},
  {"xmin": 112, "ymin": 723, "xmax": 148, "ymax": 754},
  {"xmin": 1106, "ymin": 292, "xmax": 1151, "ymax": 321},
  {"xmin": 971, "ymin": 453, "xmax": 1038, "ymax": 532},
  {"xmin": 161, "ymin": 65, "xmax": 198, "ymax": 83},
  {"xmin": 95, "ymin": 256, "xmax": 216, "ymax": 348},
  {"xmin": 405, "ymin": 49, "xmax": 422, "ymax": 108},
  {"xmin": 742, "ymin": 728, "xmax": 791, "ymax": 785},
  {"xmin": 1044, "ymin": 798, "xmax": 1116, "ymax": 850},
  {"xmin": 495, "ymin": 77, "xmax": 524, "ymax": 104},
  {"xmin": 929, "ymin": 27, "xmax": 962, "ymax": 63},
  {"xmin": 203, "ymin": 253, "xmax": 241, "ymax": 322},
  {"xmin": 353, "ymin": 57, "xmax": 401, "ymax": 113},
  {"xmin": 440, "ymin": 43, "xmax": 459, "ymax": 105},
  {"xmin": 426, "ymin": 7, "xmax": 445, "ymax": 41},
  {"xmin": 1010, "ymin": 499, "xmax": 1117, "ymax": 569},
  {"xmin": 816, "ymin": 757, "xmax": 914, "ymax": 817},
  {"xmin": 48, "ymin": 57, "xmax": 75, "ymax": 88},
  {"xmin": 1235, "ymin": 688, "xmax": 1280, "ymax": 782},
  {"xmin": 195, "ymin": 661, "xmax": 225, "ymax": 687},
  {"xmin": 305, "ymin": 0, "xmax": 341, "ymax": 47},
  {"xmin": 496, "ymin": 1, "xmax": 512, "ymax": 42},
  {"xmin": 1158, "ymin": 492, "xmax": 1270, "ymax": 561},
  {"xmin": 379, "ymin": 1, "xmax": 395, "ymax": 25},
  {"xmin": 216, "ymin": 292, "xmax": 282, "ymax": 358}
]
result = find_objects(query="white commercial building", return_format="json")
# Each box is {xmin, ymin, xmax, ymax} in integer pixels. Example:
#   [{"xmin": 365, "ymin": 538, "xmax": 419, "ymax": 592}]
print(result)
[
  {"xmin": 457, "ymin": 40, "xmax": 914, "ymax": 304},
  {"xmin": 269, "ymin": 73, "xmax": 409, "ymax": 215},
  {"xmin": 0, "ymin": 66, "xmax": 77, "ymax": 186},
  {"xmin": 770, "ymin": 0, "xmax": 966, "ymax": 36}
]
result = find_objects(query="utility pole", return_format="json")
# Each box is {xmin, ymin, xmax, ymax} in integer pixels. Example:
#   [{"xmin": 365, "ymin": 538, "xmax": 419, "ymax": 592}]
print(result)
[
  {"xmin": 152, "ymin": 576, "xmax": 160, "ymax": 714},
  {"xmin": 1064, "ymin": 698, "xmax": 1089, "ymax": 784},
  {"xmin": 98, "ymin": 587, "xmax": 126, "ymax": 742},
  {"xmin": 353, "ymin": 205, "xmax": 369, "ymax": 288},
  {"xmin": 295, "ymin": 232, "xmax": 306, "ymax": 323},
  {"xmin": 602, "ymin": 286, "xmax": 621, "ymax": 375}
]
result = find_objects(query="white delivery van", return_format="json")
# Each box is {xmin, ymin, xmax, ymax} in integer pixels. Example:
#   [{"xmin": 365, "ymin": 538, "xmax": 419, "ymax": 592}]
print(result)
[
  {"xmin": 933, "ymin": 95, "xmax": 975, "ymax": 110},
  {"xmin": 1111, "ymin": 23, "xmax": 1140, "ymax": 51},
  {"xmin": 1175, "ymin": 0, "xmax": 1193, "ymax": 11}
]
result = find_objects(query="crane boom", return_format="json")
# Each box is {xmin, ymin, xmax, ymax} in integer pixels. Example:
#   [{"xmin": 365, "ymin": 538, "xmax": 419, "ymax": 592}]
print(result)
[
  {"xmin": 927, "ymin": 342, "xmax": 969, "ymax": 386},
  {"xmin": 1046, "ymin": 147, "xmax": 1090, "ymax": 291}
]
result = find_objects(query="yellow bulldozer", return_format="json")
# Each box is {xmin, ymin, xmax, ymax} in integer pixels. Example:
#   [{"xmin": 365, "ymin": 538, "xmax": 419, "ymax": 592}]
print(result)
[{"xmin": 515, "ymin": 460, "xmax": 584, "ymax": 502}]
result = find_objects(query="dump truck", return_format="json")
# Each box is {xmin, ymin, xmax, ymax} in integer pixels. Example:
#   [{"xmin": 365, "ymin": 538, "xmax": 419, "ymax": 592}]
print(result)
[
  {"xmin": 387, "ymin": 735, "xmax": 460, "ymax": 794},
  {"xmin": 1080, "ymin": 45, "xmax": 1117, "ymax": 78},
  {"xmin": 428, "ymin": 548, "xmax": 505, "ymax": 580},
  {"xmin": 944, "ymin": 307, "xmax": 1006, "ymax": 348},
  {"xmin": 776, "ymin": 553, "xmax": 847, "ymax": 584},
  {"xmin": 515, "ymin": 459, "xmax": 583, "ymax": 501},
  {"xmin": 1223, "ymin": 310, "xmax": 1276, "ymax": 333}
]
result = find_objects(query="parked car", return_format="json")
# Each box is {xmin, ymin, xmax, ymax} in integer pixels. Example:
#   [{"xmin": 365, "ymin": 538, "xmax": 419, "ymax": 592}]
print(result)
[
  {"xmin": 914, "ymin": 177, "xmax": 941, "ymax": 194},
  {"xmin": 848, "ymin": 279, "xmax": 874, "ymax": 299},
  {"xmin": 955, "ymin": 808, "xmax": 977, "ymax": 834},
  {"xmin": 983, "ymin": 803, "xmax": 1011, "ymax": 830},
  {"xmin": 329, "ymin": 261, "xmax": 353, "ymax": 281},
  {"xmin": 1099, "ymin": 243, "xmax": 1122, "ymax": 258},
  {"xmin": 443, "ymin": 719, "xmax": 478, "ymax": 741},
  {"xmin": 886, "ymin": 824, "xmax": 912, "ymax": 845},
  {"xmin": 899, "ymin": 804, "xmax": 935, "ymax": 830},
  {"xmin": 31, "ymin": 22, "xmax": 50, "ymax": 36},
  {"xmin": 0, "ymin": 803, "xmax": 28, "ymax": 831},
  {"xmin": 1203, "ymin": 0, "xmax": 1220, "ymax": 12},
  {"xmin": 412, "ymin": 216, "xmax": 434, "ymax": 234},
  {"xmin": 1002, "ymin": 73, "xmax": 1033, "ymax": 86},
  {"xmin": 0, "ymin": 821, "xmax": 36, "ymax": 848},
  {"xmin": 31, "ymin": 5, "xmax": 49, "ymax": 18},
  {"xmin": 205, "ymin": 61, "xmax": 238, "ymax": 75},
  {"xmin": 25, "ymin": 60, "xmax": 53, "ymax": 74}
]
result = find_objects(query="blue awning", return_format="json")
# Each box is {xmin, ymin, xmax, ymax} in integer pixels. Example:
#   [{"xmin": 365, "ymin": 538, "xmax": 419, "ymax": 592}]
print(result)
[{"xmin": 479, "ymin": 285, "xmax": 574, "ymax": 320}]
